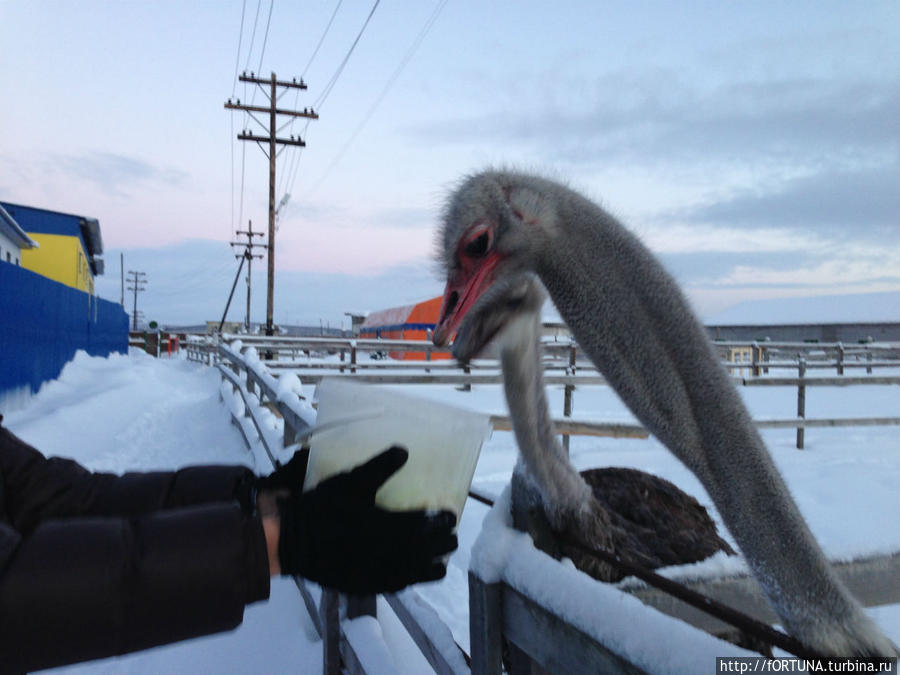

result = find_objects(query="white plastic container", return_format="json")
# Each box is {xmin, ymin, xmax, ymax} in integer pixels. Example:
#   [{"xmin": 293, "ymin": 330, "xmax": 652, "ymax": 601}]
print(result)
[{"xmin": 302, "ymin": 378, "xmax": 492, "ymax": 519}]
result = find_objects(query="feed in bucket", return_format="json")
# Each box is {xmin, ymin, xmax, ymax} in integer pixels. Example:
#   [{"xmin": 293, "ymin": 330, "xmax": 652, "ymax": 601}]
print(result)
[{"xmin": 302, "ymin": 378, "xmax": 492, "ymax": 520}]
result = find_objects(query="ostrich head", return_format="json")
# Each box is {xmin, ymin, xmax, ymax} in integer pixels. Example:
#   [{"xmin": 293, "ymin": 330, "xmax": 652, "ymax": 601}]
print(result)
[{"xmin": 433, "ymin": 172, "xmax": 555, "ymax": 362}]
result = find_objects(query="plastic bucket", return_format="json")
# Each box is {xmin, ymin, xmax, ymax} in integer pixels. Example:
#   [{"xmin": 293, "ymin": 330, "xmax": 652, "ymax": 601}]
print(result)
[{"xmin": 302, "ymin": 378, "xmax": 492, "ymax": 519}]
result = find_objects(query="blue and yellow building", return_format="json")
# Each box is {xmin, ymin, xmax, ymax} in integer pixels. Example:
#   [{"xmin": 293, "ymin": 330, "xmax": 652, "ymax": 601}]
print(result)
[
  {"xmin": 0, "ymin": 201, "xmax": 105, "ymax": 294},
  {"xmin": 0, "ymin": 201, "xmax": 125, "ymax": 399}
]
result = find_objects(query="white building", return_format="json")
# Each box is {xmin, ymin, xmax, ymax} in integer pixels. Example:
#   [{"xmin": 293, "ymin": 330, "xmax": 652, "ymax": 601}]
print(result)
[{"xmin": 0, "ymin": 203, "xmax": 38, "ymax": 265}]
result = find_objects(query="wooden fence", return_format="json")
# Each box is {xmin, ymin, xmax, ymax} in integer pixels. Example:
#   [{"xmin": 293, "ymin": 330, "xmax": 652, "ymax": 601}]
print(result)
[
  {"xmin": 210, "ymin": 335, "xmax": 900, "ymax": 673},
  {"xmin": 194, "ymin": 334, "xmax": 900, "ymax": 449}
]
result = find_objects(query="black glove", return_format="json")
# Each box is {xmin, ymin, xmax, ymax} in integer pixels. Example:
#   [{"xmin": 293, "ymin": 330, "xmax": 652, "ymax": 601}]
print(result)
[
  {"xmin": 257, "ymin": 447, "xmax": 310, "ymax": 494},
  {"xmin": 277, "ymin": 446, "xmax": 458, "ymax": 594}
]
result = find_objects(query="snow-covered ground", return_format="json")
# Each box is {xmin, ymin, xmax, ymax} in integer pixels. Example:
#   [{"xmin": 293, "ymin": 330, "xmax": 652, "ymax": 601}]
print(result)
[{"xmin": 2, "ymin": 349, "xmax": 898, "ymax": 673}]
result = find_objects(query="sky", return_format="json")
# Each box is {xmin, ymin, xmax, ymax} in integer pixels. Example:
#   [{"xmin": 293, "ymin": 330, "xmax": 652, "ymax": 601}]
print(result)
[{"xmin": 1, "ymin": 1, "xmax": 898, "ymax": 328}]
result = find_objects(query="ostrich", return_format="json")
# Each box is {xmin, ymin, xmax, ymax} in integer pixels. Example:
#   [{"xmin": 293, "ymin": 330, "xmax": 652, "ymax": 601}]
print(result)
[
  {"xmin": 432, "ymin": 170, "xmax": 896, "ymax": 657},
  {"xmin": 454, "ymin": 274, "xmax": 735, "ymax": 581}
]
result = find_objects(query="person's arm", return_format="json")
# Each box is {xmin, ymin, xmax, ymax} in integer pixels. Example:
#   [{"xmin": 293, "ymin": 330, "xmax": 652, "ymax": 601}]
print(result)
[
  {"xmin": 0, "ymin": 502, "xmax": 270, "ymax": 673},
  {"xmin": 0, "ymin": 426, "xmax": 254, "ymax": 535}
]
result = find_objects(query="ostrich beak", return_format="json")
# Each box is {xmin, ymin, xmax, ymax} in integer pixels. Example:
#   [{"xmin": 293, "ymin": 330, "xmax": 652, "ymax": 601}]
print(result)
[{"xmin": 433, "ymin": 253, "xmax": 502, "ymax": 347}]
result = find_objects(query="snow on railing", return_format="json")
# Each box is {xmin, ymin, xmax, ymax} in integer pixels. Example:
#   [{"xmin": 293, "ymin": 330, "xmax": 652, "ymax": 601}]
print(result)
[
  {"xmin": 216, "ymin": 341, "xmax": 469, "ymax": 675},
  {"xmin": 213, "ymin": 337, "xmax": 900, "ymax": 674},
  {"xmin": 213, "ymin": 335, "xmax": 900, "ymax": 451}
]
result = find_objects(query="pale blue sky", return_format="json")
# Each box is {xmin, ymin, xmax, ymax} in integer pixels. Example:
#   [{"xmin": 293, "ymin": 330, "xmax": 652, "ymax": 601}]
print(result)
[{"xmin": 1, "ymin": 1, "xmax": 898, "ymax": 326}]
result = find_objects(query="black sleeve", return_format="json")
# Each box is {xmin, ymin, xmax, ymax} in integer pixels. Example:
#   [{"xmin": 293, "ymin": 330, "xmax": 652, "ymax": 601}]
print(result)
[
  {"xmin": 0, "ymin": 426, "xmax": 256, "ymax": 535},
  {"xmin": 0, "ymin": 503, "xmax": 270, "ymax": 673}
]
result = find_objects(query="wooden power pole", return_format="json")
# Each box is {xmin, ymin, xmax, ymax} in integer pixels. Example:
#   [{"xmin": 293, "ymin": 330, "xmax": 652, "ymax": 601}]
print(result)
[
  {"xmin": 224, "ymin": 72, "xmax": 318, "ymax": 337},
  {"xmin": 230, "ymin": 220, "xmax": 266, "ymax": 331},
  {"xmin": 126, "ymin": 270, "xmax": 146, "ymax": 331}
]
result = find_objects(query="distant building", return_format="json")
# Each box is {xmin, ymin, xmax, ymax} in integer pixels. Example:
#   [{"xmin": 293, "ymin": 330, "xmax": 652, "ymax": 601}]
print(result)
[
  {"xmin": 206, "ymin": 321, "xmax": 244, "ymax": 335},
  {"xmin": 360, "ymin": 296, "xmax": 451, "ymax": 361},
  {"xmin": 0, "ymin": 201, "xmax": 105, "ymax": 294},
  {"xmin": 0, "ymin": 203, "xmax": 38, "ymax": 265},
  {"xmin": 0, "ymin": 201, "xmax": 126, "ymax": 398}
]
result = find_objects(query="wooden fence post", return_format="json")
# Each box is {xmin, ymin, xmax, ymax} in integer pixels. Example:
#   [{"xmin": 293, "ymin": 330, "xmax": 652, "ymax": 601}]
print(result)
[
  {"xmin": 283, "ymin": 417, "xmax": 296, "ymax": 449},
  {"xmin": 321, "ymin": 590, "xmax": 341, "ymax": 675},
  {"xmin": 797, "ymin": 359, "xmax": 806, "ymax": 450},
  {"xmin": 562, "ymin": 344, "xmax": 577, "ymax": 454},
  {"xmin": 751, "ymin": 342, "xmax": 760, "ymax": 377},
  {"xmin": 346, "ymin": 594, "xmax": 377, "ymax": 620},
  {"xmin": 469, "ymin": 573, "xmax": 504, "ymax": 675},
  {"xmin": 246, "ymin": 374, "xmax": 255, "ymax": 398},
  {"xmin": 350, "ymin": 343, "xmax": 357, "ymax": 374}
]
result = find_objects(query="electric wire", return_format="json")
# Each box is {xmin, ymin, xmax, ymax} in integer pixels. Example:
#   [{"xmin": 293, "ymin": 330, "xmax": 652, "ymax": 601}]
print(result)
[
  {"xmin": 230, "ymin": 0, "xmax": 248, "ymax": 238},
  {"xmin": 248, "ymin": 0, "xmax": 274, "ymax": 109},
  {"xmin": 231, "ymin": 0, "xmax": 248, "ymax": 97},
  {"xmin": 236, "ymin": 0, "xmax": 263, "ymax": 243},
  {"xmin": 276, "ymin": 0, "xmax": 344, "ymax": 200},
  {"xmin": 299, "ymin": 0, "xmax": 449, "ymax": 199},
  {"xmin": 243, "ymin": 0, "xmax": 263, "ymax": 73},
  {"xmin": 313, "ymin": 0, "xmax": 381, "ymax": 111},
  {"xmin": 256, "ymin": 0, "xmax": 275, "ymax": 76},
  {"xmin": 302, "ymin": 0, "xmax": 343, "ymax": 79}
]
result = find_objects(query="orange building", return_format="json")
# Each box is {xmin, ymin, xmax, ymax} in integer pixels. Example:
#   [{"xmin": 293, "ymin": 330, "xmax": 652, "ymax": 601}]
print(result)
[{"xmin": 359, "ymin": 296, "xmax": 451, "ymax": 360}]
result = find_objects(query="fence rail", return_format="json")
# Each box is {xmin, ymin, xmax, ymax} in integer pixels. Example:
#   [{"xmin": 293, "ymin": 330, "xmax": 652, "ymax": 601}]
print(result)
[
  {"xmin": 211, "ymin": 335, "xmax": 900, "ymax": 673},
  {"xmin": 203, "ymin": 333, "xmax": 900, "ymax": 449}
]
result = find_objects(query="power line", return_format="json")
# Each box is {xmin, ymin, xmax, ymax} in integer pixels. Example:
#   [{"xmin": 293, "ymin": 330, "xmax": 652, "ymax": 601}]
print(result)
[
  {"xmin": 256, "ymin": 0, "xmax": 275, "ymax": 75},
  {"xmin": 277, "ymin": 0, "xmax": 344, "ymax": 200},
  {"xmin": 302, "ymin": 0, "xmax": 343, "ymax": 79},
  {"xmin": 231, "ymin": 0, "xmax": 248, "ymax": 237},
  {"xmin": 300, "ymin": 0, "xmax": 449, "ymax": 199},
  {"xmin": 243, "ymin": 0, "xmax": 263, "ymax": 73},
  {"xmin": 231, "ymin": 0, "xmax": 248, "ymax": 97},
  {"xmin": 235, "ymin": 0, "xmax": 264, "ymax": 236},
  {"xmin": 313, "ymin": 0, "xmax": 380, "ymax": 111},
  {"xmin": 281, "ymin": 0, "xmax": 381, "ymax": 206}
]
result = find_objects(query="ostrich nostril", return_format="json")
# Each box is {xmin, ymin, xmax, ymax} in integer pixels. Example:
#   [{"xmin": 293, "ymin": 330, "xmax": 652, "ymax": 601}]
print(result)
[{"xmin": 445, "ymin": 291, "xmax": 459, "ymax": 316}]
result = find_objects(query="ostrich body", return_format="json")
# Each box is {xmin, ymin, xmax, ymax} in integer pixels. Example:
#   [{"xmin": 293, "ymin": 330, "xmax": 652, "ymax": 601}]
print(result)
[
  {"xmin": 492, "ymin": 281, "xmax": 733, "ymax": 579},
  {"xmin": 432, "ymin": 170, "xmax": 895, "ymax": 657}
]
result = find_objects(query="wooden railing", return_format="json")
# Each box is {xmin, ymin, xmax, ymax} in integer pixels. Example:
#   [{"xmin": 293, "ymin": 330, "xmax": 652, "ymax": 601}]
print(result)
[
  {"xmin": 216, "ymin": 342, "xmax": 470, "ymax": 674},
  {"xmin": 209, "ymin": 334, "xmax": 900, "ymax": 449},
  {"xmin": 212, "ymin": 336, "xmax": 900, "ymax": 673}
]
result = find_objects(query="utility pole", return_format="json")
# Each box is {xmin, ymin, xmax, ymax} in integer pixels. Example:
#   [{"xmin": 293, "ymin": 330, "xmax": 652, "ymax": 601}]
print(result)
[
  {"xmin": 230, "ymin": 220, "xmax": 265, "ymax": 331},
  {"xmin": 225, "ymin": 72, "xmax": 318, "ymax": 338},
  {"xmin": 120, "ymin": 253, "xmax": 125, "ymax": 308},
  {"xmin": 126, "ymin": 270, "xmax": 146, "ymax": 331}
]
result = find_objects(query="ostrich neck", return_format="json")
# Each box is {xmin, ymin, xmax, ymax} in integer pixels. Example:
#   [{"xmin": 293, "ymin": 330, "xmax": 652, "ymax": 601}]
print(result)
[
  {"xmin": 498, "ymin": 311, "xmax": 592, "ymax": 519},
  {"xmin": 521, "ymin": 183, "xmax": 883, "ymax": 651}
]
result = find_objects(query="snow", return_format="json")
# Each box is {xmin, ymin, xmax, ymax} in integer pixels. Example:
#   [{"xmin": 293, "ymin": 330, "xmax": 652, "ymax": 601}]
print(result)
[
  {"xmin": 2, "ymin": 348, "xmax": 898, "ymax": 673},
  {"xmin": 342, "ymin": 616, "xmax": 400, "ymax": 675},
  {"xmin": 470, "ymin": 487, "xmax": 759, "ymax": 673}
]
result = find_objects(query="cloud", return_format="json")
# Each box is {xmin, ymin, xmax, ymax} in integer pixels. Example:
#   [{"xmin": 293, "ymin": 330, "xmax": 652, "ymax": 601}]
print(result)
[
  {"xmin": 54, "ymin": 151, "xmax": 188, "ymax": 197},
  {"xmin": 410, "ymin": 71, "xmax": 900, "ymax": 174},
  {"xmin": 672, "ymin": 160, "xmax": 900, "ymax": 240},
  {"xmin": 94, "ymin": 240, "xmax": 442, "ymax": 327}
]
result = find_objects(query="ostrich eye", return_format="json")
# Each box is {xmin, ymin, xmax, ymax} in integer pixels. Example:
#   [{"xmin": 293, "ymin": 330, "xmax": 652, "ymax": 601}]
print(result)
[{"xmin": 463, "ymin": 231, "xmax": 491, "ymax": 259}]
